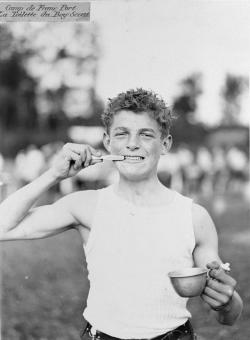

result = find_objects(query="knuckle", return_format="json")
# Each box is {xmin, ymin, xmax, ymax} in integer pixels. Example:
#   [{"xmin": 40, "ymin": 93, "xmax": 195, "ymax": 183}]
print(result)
[
  {"xmin": 231, "ymin": 279, "xmax": 237, "ymax": 289},
  {"xmin": 210, "ymin": 269, "xmax": 218, "ymax": 278},
  {"xmin": 222, "ymin": 296, "xmax": 229, "ymax": 304},
  {"xmin": 81, "ymin": 146, "xmax": 87, "ymax": 154},
  {"xmin": 63, "ymin": 144, "xmax": 71, "ymax": 154},
  {"xmin": 227, "ymin": 287, "xmax": 234, "ymax": 297},
  {"xmin": 204, "ymin": 286, "xmax": 210, "ymax": 295},
  {"xmin": 85, "ymin": 146, "xmax": 90, "ymax": 153},
  {"xmin": 213, "ymin": 301, "xmax": 220, "ymax": 309},
  {"xmin": 206, "ymin": 280, "xmax": 211, "ymax": 288},
  {"xmin": 203, "ymin": 287, "xmax": 208, "ymax": 293},
  {"xmin": 63, "ymin": 150, "xmax": 70, "ymax": 158},
  {"xmin": 207, "ymin": 279, "xmax": 215, "ymax": 288}
]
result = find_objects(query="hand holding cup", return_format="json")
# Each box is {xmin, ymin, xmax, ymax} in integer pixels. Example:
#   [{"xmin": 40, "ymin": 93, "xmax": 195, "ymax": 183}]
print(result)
[{"xmin": 168, "ymin": 262, "xmax": 232, "ymax": 298}]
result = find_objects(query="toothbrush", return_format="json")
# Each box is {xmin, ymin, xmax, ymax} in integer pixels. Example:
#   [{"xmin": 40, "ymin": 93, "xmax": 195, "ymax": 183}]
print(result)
[{"xmin": 92, "ymin": 155, "xmax": 125, "ymax": 161}]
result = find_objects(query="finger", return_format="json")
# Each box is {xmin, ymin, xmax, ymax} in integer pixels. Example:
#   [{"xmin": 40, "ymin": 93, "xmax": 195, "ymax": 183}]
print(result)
[
  {"xmin": 90, "ymin": 151, "xmax": 103, "ymax": 164},
  {"xmin": 209, "ymin": 268, "xmax": 237, "ymax": 287},
  {"xmin": 66, "ymin": 144, "xmax": 102, "ymax": 160},
  {"xmin": 88, "ymin": 145, "xmax": 102, "ymax": 157},
  {"xmin": 63, "ymin": 143, "xmax": 79, "ymax": 155},
  {"xmin": 62, "ymin": 149, "xmax": 83, "ymax": 171},
  {"xmin": 79, "ymin": 148, "xmax": 87, "ymax": 167},
  {"xmin": 206, "ymin": 261, "xmax": 221, "ymax": 270},
  {"xmin": 201, "ymin": 293, "xmax": 223, "ymax": 310},
  {"xmin": 207, "ymin": 278, "xmax": 235, "ymax": 298},
  {"xmin": 65, "ymin": 143, "xmax": 87, "ymax": 156},
  {"xmin": 63, "ymin": 150, "xmax": 80, "ymax": 163},
  {"xmin": 90, "ymin": 158, "xmax": 103, "ymax": 165},
  {"xmin": 83, "ymin": 148, "xmax": 92, "ymax": 168},
  {"xmin": 72, "ymin": 154, "xmax": 82, "ymax": 170},
  {"xmin": 203, "ymin": 286, "xmax": 230, "ymax": 305}
]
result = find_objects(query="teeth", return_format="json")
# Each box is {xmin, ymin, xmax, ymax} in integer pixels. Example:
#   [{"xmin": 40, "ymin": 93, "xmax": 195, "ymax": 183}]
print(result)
[{"xmin": 125, "ymin": 156, "xmax": 143, "ymax": 160}]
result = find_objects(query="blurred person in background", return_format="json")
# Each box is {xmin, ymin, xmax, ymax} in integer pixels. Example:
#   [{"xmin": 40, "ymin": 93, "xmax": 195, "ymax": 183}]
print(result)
[
  {"xmin": 225, "ymin": 147, "xmax": 248, "ymax": 194},
  {"xmin": 211, "ymin": 147, "xmax": 229, "ymax": 195},
  {"xmin": 177, "ymin": 146, "xmax": 204, "ymax": 197},
  {"xmin": 0, "ymin": 89, "xmax": 243, "ymax": 340},
  {"xmin": 24, "ymin": 145, "xmax": 46, "ymax": 181},
  {"xmin": 176, "ymin": 145, "xmax": 194, "ymax": 195},
  {"xmin": 14, "ymin": 145, "xmax": 45, "ymax": 188},
  {"xmin": 196, "ymin": 146, "xmax": 213, "ymax": 197},
  {"xmin": 42, "ymin": 141, "xmax": 69, "ymax": 200},
  {"xmin": 0, "ymin": 152, "xmax": 6, "ymax": 201},
  {"xmin": 14, "ymin": 148, "xmax": 28, "ymax": 187},
  {"xmin": 0, "ymin": 152, "xmax": 4, "ymax": 173},
  {"xmin": 157, "ymin": 151, "xmax": 183, "ymax": 193}
]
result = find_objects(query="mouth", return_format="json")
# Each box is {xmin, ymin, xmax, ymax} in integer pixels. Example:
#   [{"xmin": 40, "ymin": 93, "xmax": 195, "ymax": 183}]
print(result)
[{"xmin": 123, "ymin": 155, "xmax": 145, "ymax": 161}]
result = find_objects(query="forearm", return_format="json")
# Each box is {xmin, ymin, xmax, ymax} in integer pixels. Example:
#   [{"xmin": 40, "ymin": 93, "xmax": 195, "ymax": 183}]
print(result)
[
  {"xmin": 215, "ymin": 291, "xmax": 243, "ymax": 326},
  {"xmin": 0, "ymin": 169, "xmax": 59, "ymax": 232}
]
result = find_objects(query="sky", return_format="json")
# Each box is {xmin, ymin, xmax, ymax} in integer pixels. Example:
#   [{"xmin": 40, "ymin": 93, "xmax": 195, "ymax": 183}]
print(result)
[{"xmin": 91, "ymin": 0, "xmax": 250, "ymax": 125}]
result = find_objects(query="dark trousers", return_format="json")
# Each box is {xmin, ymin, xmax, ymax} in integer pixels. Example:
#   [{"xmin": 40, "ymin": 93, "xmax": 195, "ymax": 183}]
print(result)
[{"xmin": 80, "ymin": 320, "xmax": 196, "ymax": 340}]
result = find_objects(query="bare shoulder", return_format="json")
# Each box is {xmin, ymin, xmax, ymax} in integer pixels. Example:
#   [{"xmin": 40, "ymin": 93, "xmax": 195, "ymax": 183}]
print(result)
[
  {"xmin": 192, "ymin": 203, "xmax": 211, "ymax": 226},
  {"xmin": 192, "ymin": 202, "xmax": 218, "ymax": 246},
  {"xmin": 54, "ymin": 189, "xmax": 99, "ymax": 229}
]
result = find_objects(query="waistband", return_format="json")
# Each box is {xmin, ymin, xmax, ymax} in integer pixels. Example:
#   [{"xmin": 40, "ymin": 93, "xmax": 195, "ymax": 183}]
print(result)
[{"xmin": 80, "ymin": 320, "xmax": 195, "ymax": 340}]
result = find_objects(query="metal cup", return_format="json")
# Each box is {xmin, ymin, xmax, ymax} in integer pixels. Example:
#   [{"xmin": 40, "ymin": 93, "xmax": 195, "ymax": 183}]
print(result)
[{"xmin": 168, "ymin": 267, "xmax": 207, "ymax": 297}]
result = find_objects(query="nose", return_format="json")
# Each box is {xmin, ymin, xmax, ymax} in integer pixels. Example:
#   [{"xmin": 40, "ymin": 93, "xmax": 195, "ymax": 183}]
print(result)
[{"xmin": 126, "ymin": 135, "xmax": 140, "ymax": 151}]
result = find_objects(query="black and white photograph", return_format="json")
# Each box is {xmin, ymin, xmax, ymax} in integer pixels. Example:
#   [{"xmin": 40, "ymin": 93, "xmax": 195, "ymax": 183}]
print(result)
[{"xmin": 0, "ymin": 1, "xmax": 249, "ymax": 339}]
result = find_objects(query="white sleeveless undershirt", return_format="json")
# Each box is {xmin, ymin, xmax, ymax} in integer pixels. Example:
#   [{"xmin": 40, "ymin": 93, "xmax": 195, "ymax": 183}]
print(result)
[{"xmin": 83, "ymin": 185, "xmax": 195, "ymax": 339}]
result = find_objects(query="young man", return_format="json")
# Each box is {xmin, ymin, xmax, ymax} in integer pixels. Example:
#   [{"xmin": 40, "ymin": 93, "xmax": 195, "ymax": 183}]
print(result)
[{"xmin": 0, "ymin": 89, "xmax": 243, "ymax": 340}]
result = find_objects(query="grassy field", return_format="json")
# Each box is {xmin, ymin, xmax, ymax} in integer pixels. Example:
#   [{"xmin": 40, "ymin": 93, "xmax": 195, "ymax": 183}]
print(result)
[
  {"xmin": 1, "ymin": 192, "xmax": 250, "ymax": 340},
  {"xmin": 188, "ymin": 194, "xmax": 250, "ymax": 340}
]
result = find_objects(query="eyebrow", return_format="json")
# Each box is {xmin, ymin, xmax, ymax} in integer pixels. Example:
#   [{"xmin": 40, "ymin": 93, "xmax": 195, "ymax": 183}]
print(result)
[
  {"xmin": 139, "ymin": 128, "xmax": 156, "ymax": 134},
  {"xmin": 113, "ymin": 127, "xmax": 156, "ymax": 134}
]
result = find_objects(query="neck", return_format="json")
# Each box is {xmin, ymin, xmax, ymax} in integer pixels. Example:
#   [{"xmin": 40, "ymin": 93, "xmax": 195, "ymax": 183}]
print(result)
[{"xmin": 115, "ymin": 175, "xmax": 169, "ymax": 206}]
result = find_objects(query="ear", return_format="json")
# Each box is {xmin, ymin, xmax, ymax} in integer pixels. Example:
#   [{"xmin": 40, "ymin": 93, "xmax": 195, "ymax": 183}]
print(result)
[
  {"xmin": 103, "ymin": 131, "xmax": 111, "ymax": 153},
  {"xmin": 161, "ymin": 135, "xmax": 172, "ymax": 155}
]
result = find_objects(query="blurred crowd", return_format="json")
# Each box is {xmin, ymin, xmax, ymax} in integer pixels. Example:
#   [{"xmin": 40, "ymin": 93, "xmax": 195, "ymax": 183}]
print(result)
[
  {"xmin": 0, "ymin": 142, "xmax": 249, "ymax": 203},
  {"xmin": 158, "ymin": 144, "xmax": 249, "ymax": 198}
]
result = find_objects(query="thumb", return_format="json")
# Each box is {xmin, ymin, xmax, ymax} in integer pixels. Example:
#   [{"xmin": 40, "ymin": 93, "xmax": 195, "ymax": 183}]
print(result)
[
  {"xmin": 89, "ymin": 146, "xmax": 102, "ymax": 157},
  {"xmin": 206, "ymin": 261, "xmax": 221, "ymax": 270}
]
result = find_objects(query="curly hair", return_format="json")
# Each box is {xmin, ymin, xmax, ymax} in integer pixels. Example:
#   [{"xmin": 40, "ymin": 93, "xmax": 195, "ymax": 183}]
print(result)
[{"xmin": 101, "ymin": 88, "xmax": 174, "ymax": 138}]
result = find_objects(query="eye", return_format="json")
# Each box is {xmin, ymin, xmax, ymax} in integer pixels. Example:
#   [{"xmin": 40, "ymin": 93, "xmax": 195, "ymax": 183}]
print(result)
[
  {"xmin": 114, "ymin": 132, "xmax": 127, "ymax": 137},
  {"xmin": 140, "ymin": 133, "xmax": 154, "ymax": 138}
]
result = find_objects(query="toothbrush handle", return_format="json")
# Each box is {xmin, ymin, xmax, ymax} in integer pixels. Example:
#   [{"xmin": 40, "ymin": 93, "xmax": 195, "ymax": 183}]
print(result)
[{"xmin": 92, "ymin": 156, "xmax": 103, "ymax": 160}]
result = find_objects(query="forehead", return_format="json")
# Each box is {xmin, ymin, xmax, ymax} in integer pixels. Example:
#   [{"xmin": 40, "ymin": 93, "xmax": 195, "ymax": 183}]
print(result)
[{"xmin": 110, "ymin": 110, "xmax": 160, "ymax": 131}]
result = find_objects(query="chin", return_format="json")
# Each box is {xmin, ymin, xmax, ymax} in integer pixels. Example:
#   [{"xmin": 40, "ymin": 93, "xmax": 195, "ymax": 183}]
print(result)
[
  {"xmin": 116, "ymin": 162, "xmax": 157, "ymax": 181},
  {"xmin": 118, "ymin": 169, "xmax": 153, "ymax": 182}
]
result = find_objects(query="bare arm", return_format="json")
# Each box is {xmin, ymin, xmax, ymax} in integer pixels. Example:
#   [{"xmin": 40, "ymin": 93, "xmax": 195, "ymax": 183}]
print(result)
[
  {"xmin": 0, "ymin": 169, "xmax": 59, "ymax": 236},
  {"xmin": 0, "ymin": 193, "xmax": 84, "ymax": 241},
  {"xmin": 0, "ymin": 143, "xmax": 101, "ymax": 241},
  {"xmin": 192, "ymin": 203, "xmax": 243, "ymax": 326}
]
